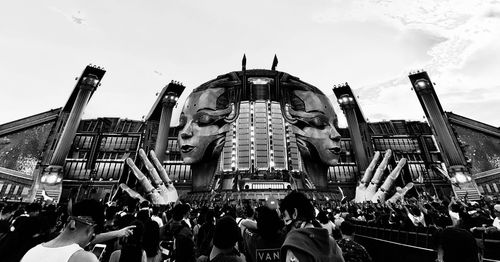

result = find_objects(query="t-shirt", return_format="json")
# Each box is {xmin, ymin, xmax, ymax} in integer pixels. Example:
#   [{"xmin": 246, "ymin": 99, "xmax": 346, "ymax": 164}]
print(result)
[
  {"xmin": 321, "ymin": 221, "xmax": 336, "ymax": 236},
  {"xmin": 243, "ymin": 228, "xmax": 285, "ymax": 262},
  {"xmin": 407, "ymin": 212, "xmax": 426, "ymax": 227},
  {"xmin": 337, "ymin": 238, "xmax": 372, "ymax": 262},
  {"xmin": 493, "ymin": 217, "xmax": 500, "ymax": 230}
]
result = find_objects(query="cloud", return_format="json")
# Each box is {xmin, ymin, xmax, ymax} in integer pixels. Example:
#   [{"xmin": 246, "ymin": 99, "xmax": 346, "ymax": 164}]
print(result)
[
  {"xmin": 315, "ymin": 0, "xmax": 500, "ymax": 71},
  {"xmin": 313, "ymin": 0, "xmax": 500, "ymax": 126}
]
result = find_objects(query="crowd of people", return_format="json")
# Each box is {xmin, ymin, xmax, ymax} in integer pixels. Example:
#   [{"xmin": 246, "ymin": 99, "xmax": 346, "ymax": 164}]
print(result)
[
  {"xmin": 0, "ymin": 190, "xmax": 499, "ymax": 262},
  {"xmin": 327, "ymin": 193, "xmax": 500, "ymax": 235}
]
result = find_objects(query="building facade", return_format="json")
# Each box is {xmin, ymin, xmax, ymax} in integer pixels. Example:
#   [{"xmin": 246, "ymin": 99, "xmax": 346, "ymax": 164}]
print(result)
[{"xmin": 1, "ymin": 65, "xmax": 499, "ymax": 203}]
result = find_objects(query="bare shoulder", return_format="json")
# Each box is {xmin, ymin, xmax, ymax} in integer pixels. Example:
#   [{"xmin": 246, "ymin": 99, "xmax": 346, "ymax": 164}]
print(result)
[{"xmin": 68, "ymin": 250, "xmax": 99, "ymax": 262}]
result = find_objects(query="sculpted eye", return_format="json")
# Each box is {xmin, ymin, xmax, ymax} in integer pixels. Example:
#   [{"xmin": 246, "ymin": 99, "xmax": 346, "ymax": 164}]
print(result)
[
  {"xmin": 309, "ymin": 116, "xmax": 328, "ymax": 129},
  {"xmin": 199, "ymin": 114, "xmax": 213, "ymax": 124},
  {"xmin": 194, "ymin": 113, "xmax": 218, "ymax": 126}
]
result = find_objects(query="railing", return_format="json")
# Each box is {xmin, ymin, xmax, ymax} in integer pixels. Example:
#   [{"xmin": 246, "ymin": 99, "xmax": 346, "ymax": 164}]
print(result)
[{"xmin": 353, "ymin": 222, "xmax": 500, "ymax": 261}]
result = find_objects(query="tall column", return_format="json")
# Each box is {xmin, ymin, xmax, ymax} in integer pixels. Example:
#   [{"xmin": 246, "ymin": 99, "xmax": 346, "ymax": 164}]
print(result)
[
  {"xmin": 50, "ymin": 76, "xmax": 99, "ymax": 166},
  {"xmin": 154, "ymin": 94, "xmax": 178, "ymax": 162},
  {"xmin": 409, "ymin": 72, "xmax": 466, "ymax": 167},
  {"xmin": 409, "ymin": 71, "xmax": 478, "ymax": 195},
  {"xmin": 338, "ymin": 95, "xmax": 370, "ymax": 172}
]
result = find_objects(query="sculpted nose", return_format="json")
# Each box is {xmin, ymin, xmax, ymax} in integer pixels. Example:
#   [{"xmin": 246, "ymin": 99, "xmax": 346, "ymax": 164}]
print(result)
[
  {"xmin": 330, "ymin": 129, "xmax": 341, "ymax": 142},
  {"xmin": 180, "ymin": 125, "xmax": 193, "ymax": 139},
  {"xmin": 329, "ymin": 127, "xmax": 342, "ymax": 154},
  {"xmin": 180, "ymin": 132, "xmax": 191, "ymax": 139}
]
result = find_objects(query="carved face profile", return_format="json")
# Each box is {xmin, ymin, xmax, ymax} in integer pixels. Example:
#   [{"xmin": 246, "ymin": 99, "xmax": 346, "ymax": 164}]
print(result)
[
  {"xmin": 177, "ymin": 88, "xmax": 231, "ymax": 164},
  {"xmin": 288, "ymin": 89, "xmax": 341, "ymax": 166}
]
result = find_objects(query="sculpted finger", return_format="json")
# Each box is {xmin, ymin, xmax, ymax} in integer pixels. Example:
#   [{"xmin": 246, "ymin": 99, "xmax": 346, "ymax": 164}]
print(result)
[
  {"xmin": 126, "ymin": 158, "xmax": 154, "ymax": 193},
  {"xmin": 387, "ymin": 183, "xmax": 414, "ymax": 203},
  {"xmin": 370, "ymin": 149, "xmax": 392, "ymax": 185},
  {"xmin": 119, "ymin": 183, "xmax": 147, "ymax": 203},
  {"xmin": 138, "ymin": 149, "xmax": 163, "ymax": 187},
  {"xmin": 379, "ymin": 158, "xmax": 407, "ymax": 192},
  {"xmin": 150, "ymin": 150, "xmax": 173, "ymax": 186},
  {"xmin": 400, "ymin": 182, "xmax": 414, "ymax": 196},
  {"xmin": 360, "ymin": 151, "xmax": 381, "ymax": 187},
  {"xmin": 371, "ymin": 190, "xmax": 386, "ymax": 203}
]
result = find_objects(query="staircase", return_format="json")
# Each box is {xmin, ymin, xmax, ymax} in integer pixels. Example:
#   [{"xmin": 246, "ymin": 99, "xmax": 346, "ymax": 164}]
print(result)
[
  {"xmin": 452, "ymin": 181, "xmax": 482, "ymax": 201},
  {"xmin": 34, "ymin": 184, "xmax": 62, "ymax": 203}
]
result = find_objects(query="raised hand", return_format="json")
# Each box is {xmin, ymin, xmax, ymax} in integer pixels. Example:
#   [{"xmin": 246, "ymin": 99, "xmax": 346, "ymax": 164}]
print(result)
[
  {"xmin": 354, "ymin": 149, "xmax": 412, "ymax": 203},
  {"xmin": 120, "ymin": 149, "xmax": 178, "ymax": 205}
]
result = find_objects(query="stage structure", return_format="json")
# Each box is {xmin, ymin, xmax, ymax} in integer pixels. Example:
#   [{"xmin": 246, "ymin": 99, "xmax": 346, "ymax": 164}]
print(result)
[{"xmin": 1, "ymin": 61, "xmax": 499, "ymax": 203}]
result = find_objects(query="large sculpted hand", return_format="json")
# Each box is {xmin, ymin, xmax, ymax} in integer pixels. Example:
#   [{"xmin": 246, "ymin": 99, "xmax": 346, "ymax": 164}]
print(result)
[
  {"xmin": 119, "ymin": 149, "xmax": 178, "ymax": 205},
  {"xmin": 355, "ymin": 149, "xmax": 413, "ymax": 203}
]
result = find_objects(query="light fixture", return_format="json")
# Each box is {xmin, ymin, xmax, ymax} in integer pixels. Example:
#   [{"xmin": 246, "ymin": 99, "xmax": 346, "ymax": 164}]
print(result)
[
  {"xmin": 453, "ymin": 172, "xmax": 472, "ymax": 184},
  {"xmin": 414, "ymin": 79, "xmax": 430, "ymax": 91}
]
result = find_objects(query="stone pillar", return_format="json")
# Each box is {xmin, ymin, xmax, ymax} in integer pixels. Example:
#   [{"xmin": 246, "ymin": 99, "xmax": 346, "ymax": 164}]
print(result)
[
  {"xmin": 338, "ymin": 95, "xmax": 370, "ymax": 172},
  {"xmin": 50, "ymin": 76, "xmax": 98, "ymax": 166},
  {"xmin": 154, "ymin": 94, "xmax": 178, "ymax": 162},
  {"xmin": 410, "ymin": 75, "xmax": 465, "ymax": 167}
]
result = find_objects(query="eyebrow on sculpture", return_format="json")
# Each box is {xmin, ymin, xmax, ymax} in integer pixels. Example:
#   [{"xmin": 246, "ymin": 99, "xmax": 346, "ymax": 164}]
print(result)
[
  {"xmin": 196, "ymin": 107, "xmax": 216, "ymax": 112},
  {"xmin": 196, "ymin": 106, "xmax": 233, "ymax": 116},
  {"xmin": 305, "ymin": 110, "xmax": 326, "ymax": 115}
]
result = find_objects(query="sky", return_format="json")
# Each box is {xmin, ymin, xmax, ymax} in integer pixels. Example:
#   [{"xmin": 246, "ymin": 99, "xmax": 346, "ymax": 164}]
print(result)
[{"xmin": 1, "ymin": 0, "xmax": 500, "ymax": 128}]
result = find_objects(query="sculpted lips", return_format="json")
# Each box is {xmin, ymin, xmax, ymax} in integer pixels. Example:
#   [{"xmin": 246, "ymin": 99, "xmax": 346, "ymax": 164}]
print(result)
[
  {"xmin": 181, "ymin": 145, "xmax": 195, "ymax": 153},
  {"xmin": 329, "ymin": 147, "xmax": 341, "ymax": 155}
]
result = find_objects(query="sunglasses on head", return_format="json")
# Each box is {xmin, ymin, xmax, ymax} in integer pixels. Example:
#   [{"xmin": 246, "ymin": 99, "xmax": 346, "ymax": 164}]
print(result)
[{"xmin": 69, "ymin": 216, "xmax": 96, "ymax": 227}]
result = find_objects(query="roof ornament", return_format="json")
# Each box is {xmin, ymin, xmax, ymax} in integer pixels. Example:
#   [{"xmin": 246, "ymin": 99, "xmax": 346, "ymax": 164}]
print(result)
[
  {"xmin": 242, "ymin": 54, "xmax": 246, "ymax": 71},
  {"xmin": 271, "ymin": 54, "xmax": 278, "ymax": 71}
]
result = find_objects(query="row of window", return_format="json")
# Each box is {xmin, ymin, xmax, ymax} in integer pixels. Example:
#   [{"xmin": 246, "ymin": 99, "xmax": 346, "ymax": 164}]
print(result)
[
  {"xmin": 71, "ymin": 135, "xmax": 141, "ymax": 155},
  {"xmin": 0, "ymin": 182, "xmax": 30, "ymax": 198},
  {"xmin": 480, "ymin": 182, "xmax": 500, "ymax": 195},
  {"xmin": 162, "ymin": 164, "xmax": 191, "ymax": 181},
  {"xmin": 64, "ymin": 160, "xmax": 126, "ymax": 180}
]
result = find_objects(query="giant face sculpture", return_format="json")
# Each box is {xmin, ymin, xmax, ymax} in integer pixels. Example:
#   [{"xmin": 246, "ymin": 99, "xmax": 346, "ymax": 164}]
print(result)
[
  {"xmin": 177, "ymin": 87, "xmax": 231, "ymax": 164},
  {"xmin": 287, "ymin": 89, "xmax": 341, "ymax": 166}
]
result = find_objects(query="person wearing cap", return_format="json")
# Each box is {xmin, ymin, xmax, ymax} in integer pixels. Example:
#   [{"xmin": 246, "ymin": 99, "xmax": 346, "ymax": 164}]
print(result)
[
  {"xmin": 209, "ymin": 216, "xmax": 245, "ymax": 262},
  {"xmin": 279, "ymin": 191, "xmax": 344, "ymax": 262}
]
